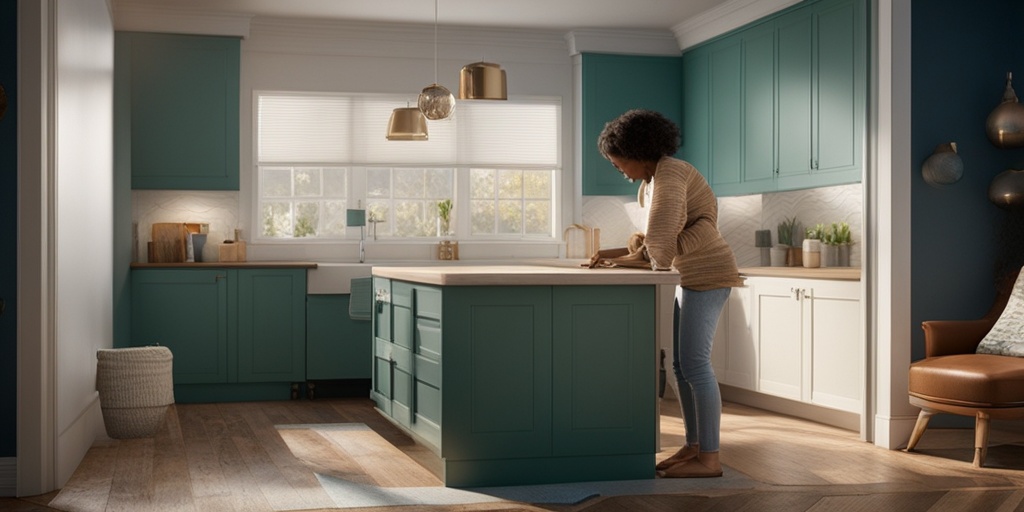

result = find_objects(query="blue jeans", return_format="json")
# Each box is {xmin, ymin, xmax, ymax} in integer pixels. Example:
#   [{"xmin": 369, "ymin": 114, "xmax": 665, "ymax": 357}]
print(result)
[{"xmin": 673, "ymin": 286, "xmax": 731, "ymax": 452}]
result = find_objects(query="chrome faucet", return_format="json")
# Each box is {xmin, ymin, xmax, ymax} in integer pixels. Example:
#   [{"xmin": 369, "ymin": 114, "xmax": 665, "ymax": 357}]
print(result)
[{"xmin": 358, "ymin": 225, "xmax": 366, "ymax": 263}]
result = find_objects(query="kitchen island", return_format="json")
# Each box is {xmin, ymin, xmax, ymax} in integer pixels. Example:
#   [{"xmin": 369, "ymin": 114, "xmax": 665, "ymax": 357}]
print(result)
[{"xmin": 369, "ymin": 262, "xmax": 682, "ymax": 487}]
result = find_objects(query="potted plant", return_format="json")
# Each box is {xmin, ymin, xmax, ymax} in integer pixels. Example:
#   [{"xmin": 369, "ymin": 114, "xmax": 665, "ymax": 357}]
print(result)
[
  {"xmin": 834, "ymin": 222, "xmax": 852, "ymax": 266},
  {"xmin": 820, "ymin": 223, "xmax": 840, "ymax": 267},
  {"xmin": 436, "ymin": 199, "xmax": 453, "ymax": 237},
  {"xmin": 777, "ymin": 217, "xmax": 802, "ymax": 267},
  {"xmin": 771, "ymin": 218, "xmax": 793, "ymax": 267}
]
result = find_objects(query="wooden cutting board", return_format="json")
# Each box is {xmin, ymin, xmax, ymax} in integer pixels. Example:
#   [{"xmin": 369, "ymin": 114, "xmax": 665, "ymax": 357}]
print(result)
[{"xmin": 150, "ymin": 223, "xmax": 187, "ymax": 263}]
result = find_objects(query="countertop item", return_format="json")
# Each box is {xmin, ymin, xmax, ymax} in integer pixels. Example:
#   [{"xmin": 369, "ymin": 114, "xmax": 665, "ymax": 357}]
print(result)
[
  {"xmin": 739, "ymin": 266, "xmax": 861, "ymax": 281},
  {"xmin": 371, "ymin": 261, "xmax": 682, "ymax": 286},
  {"xmin": 131, "ymin": 261, "xmax": 317, "ymax": 269}
]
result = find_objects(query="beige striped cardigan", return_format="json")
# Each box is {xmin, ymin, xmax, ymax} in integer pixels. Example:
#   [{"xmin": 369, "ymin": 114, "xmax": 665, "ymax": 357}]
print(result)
[{"xmin": 641, "ymin": 157, "xmax": 744, "ymax": 291}]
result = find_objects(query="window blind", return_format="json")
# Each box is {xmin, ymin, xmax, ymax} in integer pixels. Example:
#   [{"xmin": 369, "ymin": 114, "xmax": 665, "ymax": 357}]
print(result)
[{"xmin": 257, "ymin": 92, "xmax": 560, "ymax": 167}]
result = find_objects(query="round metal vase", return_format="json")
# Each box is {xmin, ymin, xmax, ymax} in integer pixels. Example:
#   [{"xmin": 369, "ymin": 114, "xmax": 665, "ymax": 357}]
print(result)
[
  {"xmin": 986, "ymin": 73, "xmax": 1024, "ymax": 149},
  {"xmin": 989, "ymin": 169, "xmax": 1024, "ymax": 208},
  {"xmin": 921, "ymin": 142, "xmax": 963, "ymax": 187}
]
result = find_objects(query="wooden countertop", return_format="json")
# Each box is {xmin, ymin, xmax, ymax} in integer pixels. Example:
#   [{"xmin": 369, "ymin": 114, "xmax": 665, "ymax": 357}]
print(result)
[
  {"xmin": 372, "ymin": 262, "xmax": 683, "ymax": 286},
  {"xmin": 131, "ymin": 261, "xmax": 318, "ymax": 269},
  {"xmin": 739, "ymin": 266, "xmax": 861, "ymax": 280}
]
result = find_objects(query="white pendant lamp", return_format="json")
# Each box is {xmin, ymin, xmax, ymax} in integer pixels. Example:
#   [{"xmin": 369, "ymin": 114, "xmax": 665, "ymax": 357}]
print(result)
[
  {"xmin": 417, "ymin": 0, "xmax": 455, "ymax": 120},
  {"xmin": 459, "ymin": 61, "xmax": 507, "ymax": 100},
  {"xmin": 386, "ymin": 106, "xmax": 429, "ymax": 141}
]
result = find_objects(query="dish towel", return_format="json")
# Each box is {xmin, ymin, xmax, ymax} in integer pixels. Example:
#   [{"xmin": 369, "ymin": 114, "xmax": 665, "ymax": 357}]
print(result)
[{"xmin": 349, "ymin": 277, "xmax": 373, "ymax": 321}]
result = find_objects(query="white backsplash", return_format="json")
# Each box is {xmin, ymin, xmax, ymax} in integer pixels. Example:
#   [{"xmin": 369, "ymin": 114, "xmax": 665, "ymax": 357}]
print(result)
[
  {"xmin": 582, "ymin": 182, "xmax": 863, "ymax": 268},
  {"xmin": 133, "ymin": 190, "xmax": 240, "ymax": 262},
  {"xmin": 137, "ymin": 183, "xmax": 862, "ymax": 267}
]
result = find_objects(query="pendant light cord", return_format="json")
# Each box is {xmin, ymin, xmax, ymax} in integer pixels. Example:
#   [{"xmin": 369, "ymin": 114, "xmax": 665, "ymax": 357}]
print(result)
[{"xmin": 433, "ymin": 0, "xmax": 438, "ymax": 85}]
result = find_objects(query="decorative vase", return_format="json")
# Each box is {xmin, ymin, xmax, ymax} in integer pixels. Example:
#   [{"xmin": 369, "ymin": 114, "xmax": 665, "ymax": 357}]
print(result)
[
  {"xmin": 921, "ymin": 142, "xmax": 963, "ymax": 187},
  {"xmin": 820, "ymin": 244, "xmax": 838, "ymax": 268},
  {"xmin": 989, "ymin": 169, "xmax": 1024, "ymax": 208},
  {"xmin": 770, "ymin": 245, "xmax": 788, "ymax": 267},
  {"xmin": 802, "ymin": 239, "xmax": 821, "ymax": 268},
  {"xmin": 986, "ymin": 72, "xmax": 1024, "ymax": 149},
  {"xmin": 787, "ymin": 246, "xmax": 803, "ymax": 267},
  {"xmin": 837, "ymin": 243, "xmax": 851, "ymax": 267}
]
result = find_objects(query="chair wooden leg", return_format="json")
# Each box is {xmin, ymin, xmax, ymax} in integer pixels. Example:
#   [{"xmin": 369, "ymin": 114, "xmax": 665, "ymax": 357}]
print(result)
[
  {"xmin": 974, "ymin": 411, "xmax": 991, "ymax": 468},
  {"xmin": 906, "ymin": 409, "xmax": 935, "ymax": 452}
]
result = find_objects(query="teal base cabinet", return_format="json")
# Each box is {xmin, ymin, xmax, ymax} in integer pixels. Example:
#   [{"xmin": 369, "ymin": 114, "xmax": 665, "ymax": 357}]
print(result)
[
  {"xmin": 306, "ymin": 294, "xmax": 372, "ymax": 397},
  {"xmin": 129, "ymin": 268, "xmax": 306, "ymax": 402},
  {"xmin": 372, "ymin": 278, "xmax": 656, "ymax": 487}
]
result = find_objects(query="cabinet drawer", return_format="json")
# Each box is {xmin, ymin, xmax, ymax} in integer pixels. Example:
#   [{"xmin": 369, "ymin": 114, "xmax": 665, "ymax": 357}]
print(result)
[
  {"xmin": 415, "ymin": 354, "xmax": 440, "ymax": 388},
  {"xmin": 415, "ymin": 286, "xmax": 442, "ymax": 319},
  {"xmin": 417, "ymin": 317, "xmax": 442, "ymax": 361}
]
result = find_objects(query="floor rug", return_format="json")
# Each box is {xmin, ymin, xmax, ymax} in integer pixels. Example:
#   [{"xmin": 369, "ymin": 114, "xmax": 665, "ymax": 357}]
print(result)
[{"xmin": 278, "ymin": 423, "xmax": 759, "ymax": 510}]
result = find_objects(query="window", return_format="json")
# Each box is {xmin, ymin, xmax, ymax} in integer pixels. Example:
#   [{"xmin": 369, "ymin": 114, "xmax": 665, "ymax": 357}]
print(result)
[{"xmin": 256, "ymin": 92, "xmax": 560, "ymax": 241}]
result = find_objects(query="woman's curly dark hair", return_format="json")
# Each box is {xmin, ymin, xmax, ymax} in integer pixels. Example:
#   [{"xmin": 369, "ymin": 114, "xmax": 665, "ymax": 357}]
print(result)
[{"xmin": 597, "ymin": 109, "xmax": 680, "ymax": 163}]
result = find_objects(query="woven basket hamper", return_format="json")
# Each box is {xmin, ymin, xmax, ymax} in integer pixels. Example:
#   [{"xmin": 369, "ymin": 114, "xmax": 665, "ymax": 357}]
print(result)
[{"xmin": 96, "ymin": 346, "xmax": 174, "ymax": 439}]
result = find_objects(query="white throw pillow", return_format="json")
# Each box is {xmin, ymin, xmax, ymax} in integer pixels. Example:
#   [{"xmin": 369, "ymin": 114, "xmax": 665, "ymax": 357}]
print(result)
[{"xmin": 978, "ymin": 268, "xmax": 1024, "ymax": 357}]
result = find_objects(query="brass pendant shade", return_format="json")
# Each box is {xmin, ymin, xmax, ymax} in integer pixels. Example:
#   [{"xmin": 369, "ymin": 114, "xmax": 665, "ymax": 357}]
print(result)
[
  {"xmin": 418, "ymin": 83, "xmax": 456, "ymax": 120},
  {"xmin": 986, "ymin": 72, "xmax": 1024, "ymax": 149},
  {"xmin": 386, "ymin": 107, "xmax": 429, "ymax": 141},
  {"xmin": 989, "ymin": 169, "xmax": 1024, "ymax": 208},
  {"xmin": 459, "ymin": 61, "xmax": 508, "ymax": 100}
]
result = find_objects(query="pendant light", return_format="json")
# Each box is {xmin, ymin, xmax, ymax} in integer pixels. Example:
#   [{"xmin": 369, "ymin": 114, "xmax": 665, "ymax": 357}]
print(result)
[
  {"xmin": 417, "ymin": 0, "xmax": 455, "ymax": 120},
  {"xmin": 459, "ymin": 61, "xmax": 507, "ymax": 100},
  {"xmin": 386, "ymin": 106, "xmax": 428, "ymax": 141}
]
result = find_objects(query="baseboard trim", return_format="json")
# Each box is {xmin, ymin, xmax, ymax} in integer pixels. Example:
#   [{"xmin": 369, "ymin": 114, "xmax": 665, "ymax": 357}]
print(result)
[
  {"xmin": 721, "ymin": 385, "xmax": 860, "ymax": 432},
  {"xmin": 0, "ymin": 457, "xmax": 15, "ymax": 497}
]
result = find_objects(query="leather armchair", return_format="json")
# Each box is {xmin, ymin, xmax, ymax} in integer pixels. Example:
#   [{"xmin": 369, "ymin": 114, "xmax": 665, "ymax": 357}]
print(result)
[{"xmin": 906, "ymin": 284, "xmax": 1024, "ymax": 467}]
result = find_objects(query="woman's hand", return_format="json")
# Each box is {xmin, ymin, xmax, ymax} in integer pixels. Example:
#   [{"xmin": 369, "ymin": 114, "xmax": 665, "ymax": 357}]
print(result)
[{"xmin": 584, "ymin": 247, "xmax": 630, "ymax": 268}]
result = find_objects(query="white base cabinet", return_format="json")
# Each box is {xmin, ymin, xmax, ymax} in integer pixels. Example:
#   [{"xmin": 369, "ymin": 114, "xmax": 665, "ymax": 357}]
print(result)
[{"xmin": 712, "ymin": 276, "xmax": 862, "ymax": 415}]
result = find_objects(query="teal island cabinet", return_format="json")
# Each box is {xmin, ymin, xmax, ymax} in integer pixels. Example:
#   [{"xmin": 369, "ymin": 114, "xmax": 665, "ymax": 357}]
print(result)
[
  {"xmin": 370, "ymin": 263, "xmax": 681, "ymax": 487},
  {"xmin": 128, "ymin": 263, "xmax": 314, "ymax": 402}
]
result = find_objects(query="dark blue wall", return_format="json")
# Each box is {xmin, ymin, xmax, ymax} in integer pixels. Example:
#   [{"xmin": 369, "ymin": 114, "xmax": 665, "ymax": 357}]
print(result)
[
  {"xmin": 912, "ymin": 0, "xmax": 1024, "ymax": 364},
  {"xmin": 0, "ymin": 0, "xmax": 17, "ymax": 457}
]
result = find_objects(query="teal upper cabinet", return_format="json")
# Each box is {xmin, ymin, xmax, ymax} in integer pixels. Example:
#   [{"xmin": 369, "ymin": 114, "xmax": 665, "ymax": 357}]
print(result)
[
  {"xmin": 581, "ymin": 53, "xmax": 683, "ymax": 196},
  {"xmin": 680, "ymin": 0, "xmax": 865, "ymax": 196},
  {"xmin": 117, "ymin": 32, "xmax": 240, "ymax": 190}
]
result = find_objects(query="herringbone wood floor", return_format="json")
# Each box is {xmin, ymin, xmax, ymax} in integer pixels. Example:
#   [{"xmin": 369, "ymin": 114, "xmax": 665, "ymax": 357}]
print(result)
[{"xmin": 6, "ymin": 394, "xmax": 1024, "ymax": 512}]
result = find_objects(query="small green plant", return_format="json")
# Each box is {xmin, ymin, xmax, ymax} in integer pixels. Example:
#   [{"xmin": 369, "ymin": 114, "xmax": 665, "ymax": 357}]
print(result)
[
  {"xmin": 436, "ymin": 199, "xmax": 453, "ymax": 235},
  {"xmin": 805, "ymin": 223, "xmax": 825, "ymax": 240},
  {"xmin": 777, "ymin": 217, "xmax": 798, "ymax": 246},
  {"xmin": 822, "ymin": 223, "xmax": 839, "ymax": 246},
  {"xmin": 834, "ymin": 222, "xmax": 852, "ymax": 245}
]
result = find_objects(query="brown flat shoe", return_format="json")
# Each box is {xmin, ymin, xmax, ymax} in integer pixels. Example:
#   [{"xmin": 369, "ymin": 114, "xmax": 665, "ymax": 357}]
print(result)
[
  {"xmin": 655, "ymin": 445, "xmax": 699, "ymax": 471},
  {"xmin": 656, "ymin": 458, "xmax": 723, "ymax": 478}
]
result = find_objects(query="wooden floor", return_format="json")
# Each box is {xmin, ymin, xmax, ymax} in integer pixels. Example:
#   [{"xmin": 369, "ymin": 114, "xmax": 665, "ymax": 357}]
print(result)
[{"xmin": 6, "ymin": 394, "xmax": 1024, "ymax": 512}]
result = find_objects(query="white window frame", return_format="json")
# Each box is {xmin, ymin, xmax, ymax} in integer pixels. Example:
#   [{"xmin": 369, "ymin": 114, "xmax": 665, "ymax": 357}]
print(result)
[{"xmin": 253, "ymin": 91, "xmax": 562, "ymax": 243}]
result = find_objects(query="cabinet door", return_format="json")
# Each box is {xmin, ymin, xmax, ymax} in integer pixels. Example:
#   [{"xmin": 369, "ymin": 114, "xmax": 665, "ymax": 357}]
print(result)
[
  {"xmin": 411, "ymin": 285, "xmax": 443, "ymax": 449},
  {"xmin": 130, "ymin": 269, "xmax": 229, "ymax": 384},
  {"xmin": 236, "ymin": 269, "xmax": 306, "ymax": 383},
  {"xmin": 754, "ymin": 281, "xmax": 804, "ymax": 400},
  {"xmin": 808, "ymin": 281, "xmax": 861, "ymax": 412},
  {"xmin": 552, "ymin": 286, "xmax": 655, "ymax": 457},
  {"xmin": 389, "ymin": 281, "xmax": 415, "ymax": 427},
  {"xmin": 776, "ymin": 8, "xmax": 814, "ymax": 177},
  {"xmin": 120, "ymin": 32, "xmax": 240, "ymax": 190},
  {"xmin": 812, "ymin": 0, "xmax": 864, "ymax": 179},
  {"xmin": 441, "ymin": 286, "xmax": 552, "ymax": 460},
  {"xmin": 371, "ymin": 278, "xmax": 393, "ymax": 413},
  {"xmin": 711, "ymin": 285, "xmax": 756, "ymax": 391},
  {"xmin": 305, "ymin": 295, "xmax": 372, "ymax": 380},
  {"xmin": 680, "ymin": 46, "xmax": 711, "ymax": 180},
  {"xmin": 708, "ymin": 38, "xmax": 743, "ymax": 192},
  {"xmin": 741, "ymin": 22, "xmax": 777, "ymax": 191},
  {"xmin": 581, "ymin": 53, "xmax": 682, "ymax": 195}
]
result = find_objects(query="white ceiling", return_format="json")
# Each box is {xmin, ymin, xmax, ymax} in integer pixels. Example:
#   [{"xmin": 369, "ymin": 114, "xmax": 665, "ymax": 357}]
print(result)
[{"xmin": 110, "ymin": 0, "xmax": 735, "ymax": 32}]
